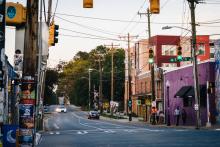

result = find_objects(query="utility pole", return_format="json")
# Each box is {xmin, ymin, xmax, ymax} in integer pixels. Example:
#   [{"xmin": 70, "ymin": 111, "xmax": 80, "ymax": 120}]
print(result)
[
  {"xmin": 96, "ymin": 54, "xmax": 104, "ymax": 113},
  {"xmin": 21, "ymin": 0, "xmax": 39, "ymax": 146},
  {"xmin": 188, "ymin": 0, "xmax": 201, "ymax": 129},
  {"xmin": 119, "ymin": 33, "xmax": 138, "ymax": 121},
  {"xmin": 47, "ymin": 0, "xmax": 52, "ymax": 25},
  {"xmin": 138, "ymin": 9, "xmax": 155, "ymax": 123},
  {"xmin": 23, "ymin": 0, "xmax": 38, "ymax": 76},
  {"xmin": 88, "ymin": 68, "xmax": 92, "ymax": 111},
  {"xmin": 105, "ymin": 43, "xmax": 120, "ymax": 115}
]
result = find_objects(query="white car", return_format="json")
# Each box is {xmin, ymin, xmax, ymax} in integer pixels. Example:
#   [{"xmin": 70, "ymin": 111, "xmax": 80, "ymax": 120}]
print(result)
[{"xmin": 56, "ymin": 106, "xmax": 67, "ymax": 113}]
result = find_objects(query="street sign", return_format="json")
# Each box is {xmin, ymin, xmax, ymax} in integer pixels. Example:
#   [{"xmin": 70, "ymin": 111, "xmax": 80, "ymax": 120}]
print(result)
[
  {"xmin": 7, "ymin": 6, "xmax": 16, "ymax": 19},
  {"xmin": 137, "ymin": 100, "xmax": 141, "ymax": 106},
  {"xmin": 152, "ymin": 101, "xmax": 156, "ymax": 107},
  {"xmin": 194, "ymin": 104, "xmax": 199, "ymax": 110},
  {"xmin": 170, "ymin": 57, "xmax": 192, "ymax": 62}
]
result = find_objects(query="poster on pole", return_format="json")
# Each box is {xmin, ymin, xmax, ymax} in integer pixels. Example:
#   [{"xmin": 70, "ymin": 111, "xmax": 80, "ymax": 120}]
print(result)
[{"xmin": 20, "ymin": 79, "xmax": 36, "ymax": 105}]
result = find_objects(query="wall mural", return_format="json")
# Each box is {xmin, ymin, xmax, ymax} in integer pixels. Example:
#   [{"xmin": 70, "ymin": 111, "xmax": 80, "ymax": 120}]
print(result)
[{"xmin": 215, "ymin": 39, "xmax": 220, "ymax": 124}]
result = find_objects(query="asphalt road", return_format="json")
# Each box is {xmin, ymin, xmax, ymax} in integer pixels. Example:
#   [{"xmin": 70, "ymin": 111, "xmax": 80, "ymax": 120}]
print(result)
[{"xmin": 38, "ymin": 105, "xmax": 220, "ymax": 147}]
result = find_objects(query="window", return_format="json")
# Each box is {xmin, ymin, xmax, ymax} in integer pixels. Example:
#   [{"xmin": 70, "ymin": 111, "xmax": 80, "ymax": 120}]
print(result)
[
  {"xmin": 200, "ymin": 96, "xmax": 207, "ymax": 107},
  {"xmin": 183, "ymin": 97, "xmax": 193, "ymax": 107},
  {"xmin": 141, "ymin": 82, "xmax": 143, "ymax": 93},
  {"xmin": 198, "ymin": 43, "xmax": 205, "ymax": 55},
  {"xmin": 161, "ymin": 45, "xmax": 176, "ymax": 56}
]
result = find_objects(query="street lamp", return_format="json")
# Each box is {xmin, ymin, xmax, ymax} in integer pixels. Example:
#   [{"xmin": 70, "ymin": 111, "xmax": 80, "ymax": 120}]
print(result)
[
  {"xmin": 162, "ymin": 25, "xmax": 192, "ymax": 32},
  {"xmin": 166, "ymin": 80, "xmax": 171, "ymax": 126}
]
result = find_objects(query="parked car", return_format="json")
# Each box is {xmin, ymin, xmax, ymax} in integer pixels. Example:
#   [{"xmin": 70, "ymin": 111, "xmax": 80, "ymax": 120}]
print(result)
[
  {"xmin": 56, "ymin": 105, "xmax": 67, "ymax": 113},
  {"xmin": 88, "ymin": 111, "xmax": 100, "ymax": 119}
]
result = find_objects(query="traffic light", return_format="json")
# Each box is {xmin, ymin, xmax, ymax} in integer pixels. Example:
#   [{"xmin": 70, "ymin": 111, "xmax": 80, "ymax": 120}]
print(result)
[
  {"xmin": 54, "ymin": 24, "xmax": 59, "ymax": 44},
  {"xmin": 149, "ymin": 0, "xmax": 160, "ymax": 14},
  {"xmin": 177, "ymin": 46, "xmax": 182, "ymax": 61},
  {"xmin": 128, "ymin": 100, "xmax": 132, "ymax": 108},
  {"xmin": 48, "ymin": 23, "xmax": 59, "ymax": 46},
  {"xmin": 83, "ymin": 0, "xmax": 93, "ymax": 8},
  {"xmin": 149, "ymin": 48, "xmax": 154, "ymax": 63},
  {"xmin": 6, "ymin": 2, "xmax": 26, "ymax": 26}
]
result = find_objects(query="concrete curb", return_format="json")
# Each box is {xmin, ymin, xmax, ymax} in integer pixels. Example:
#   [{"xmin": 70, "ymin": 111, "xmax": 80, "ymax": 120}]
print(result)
[{"xmin": 101, "ymin": 115, "xmax": 220, "ymax": 130}]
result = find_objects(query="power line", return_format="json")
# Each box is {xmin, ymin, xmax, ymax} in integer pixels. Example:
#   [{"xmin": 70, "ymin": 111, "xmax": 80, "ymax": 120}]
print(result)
[
  {"xmin": 52, "ymin": 11, "xmax": 190, "ymax": 25},
  {"xmin": 55, "ymin": 15, "xmax": 121, "ymax": 36},
  {"xmin": 121, "ymin": 0, "xmax": 147, "ymax": 34},
  {"xmin": 60, "ymin": 34, "xmax": 122, "ymax": 42},
  {"xmin": 60, "ymin": 28, "xmax": 125, "ymax": 42},
  {"xmin": 52, "ymin": 0, "xmax": 59, "ymax": 21}
]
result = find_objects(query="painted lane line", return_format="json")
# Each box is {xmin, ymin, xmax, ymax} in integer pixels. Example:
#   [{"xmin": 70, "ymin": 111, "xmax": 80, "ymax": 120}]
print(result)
[
  {"xmin": 216, "ymin": 128, "xmax": 220, "ymax": 131},
  {"xmin": 49, "ymin": 132, "xmax": 54, "ymax": 135},
  {"xmin": 71, "ymin": 112, "xmax": 104, "ymax": 130},
  {"xmin": 53, "ymin": 123, "xmax": 60, "ymax": 129},
  {"xmin": 124, "ymin": 129, "xmax": 137, "ymax": 133},
  {"xmin": 71, "ymin": 112, "xmax": 137, "ymax": 129},
  {"xmin": 104, "ymin": 130, "xmax": 115, "ymax": 133},
  {"xmin": 77, "ymin": 131, "xmax": 88, "ymax": 135},
  {"xmin": 55, "ymin": 132, "xmax": 60, "ymax": 135},
  {"xmin": 175, "ymin": 129, "xmax": 188, "ymax": 132}
]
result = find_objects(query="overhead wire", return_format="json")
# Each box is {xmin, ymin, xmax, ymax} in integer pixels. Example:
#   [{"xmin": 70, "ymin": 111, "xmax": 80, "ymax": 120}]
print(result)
[
  {"xmin": 55, "ymin": 15, "xmax": 121, "ymax": 36},
  {"xmin": 52, "ymin": 0, "xmax": 59, "ymax": 22},
  {"xmin": 122, "ymin": 0, "xmax": 147, "ymax": 34}
]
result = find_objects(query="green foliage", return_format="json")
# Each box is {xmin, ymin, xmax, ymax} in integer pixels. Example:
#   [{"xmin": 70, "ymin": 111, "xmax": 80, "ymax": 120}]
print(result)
[
  {"xmin": 57, "ymin": 46, "xmax": 125, "ymax": 109},
  {"xmin": 44, "ymin": 69, "xmax": 59, "ymax": 105}
]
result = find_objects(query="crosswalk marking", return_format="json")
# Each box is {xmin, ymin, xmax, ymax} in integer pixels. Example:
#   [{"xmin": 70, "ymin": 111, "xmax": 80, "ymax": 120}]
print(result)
[
  {"xmin": 55, "ymin": 132, "xmax": 60, "ymax": 134},
  {"xmin": 77, "ymin": 131, "xmax": 88, "ymax": 135},
  {"xmin": 48, "ymin": 127, "xmax": 189, "ymax": 136},
  {"xmin": 104, "ymin": 130, "xmax": 115, "ymax": 133}
]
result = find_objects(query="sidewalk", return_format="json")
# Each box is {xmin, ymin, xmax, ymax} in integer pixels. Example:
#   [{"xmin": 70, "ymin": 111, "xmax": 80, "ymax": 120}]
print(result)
[{"xmin": 101, "ymin": 115, "xmax": 220, "ymax": 130}]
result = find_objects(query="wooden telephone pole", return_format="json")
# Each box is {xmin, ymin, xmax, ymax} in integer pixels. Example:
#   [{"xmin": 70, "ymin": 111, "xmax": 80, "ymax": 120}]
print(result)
[
  {"xmin": 23, "ymin": 0, "xmax": 38, "ymax": 76},
  {"xmin": 105, "ymin": 43, "xmax": 120, "ymax": 115},
  {"xmin": 119, "ymin": 33, "xmax": 138, "ymax": 121},
  {"xmin": 187, "ymin": 0, "xmax": 202, "ymax": 129},
  {"xmin": 20, "ymin": 0, "xmax": 39, "ymax": 146},
  {"xmin": 138, "ymin": 9, "xmax": 155, "ymax": 104}
]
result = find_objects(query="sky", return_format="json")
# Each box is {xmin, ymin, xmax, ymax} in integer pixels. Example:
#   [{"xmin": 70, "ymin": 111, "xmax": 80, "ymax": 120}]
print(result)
[{"xmin": 5, "ymin": 0, "xmax": 220, "ymax": 67}]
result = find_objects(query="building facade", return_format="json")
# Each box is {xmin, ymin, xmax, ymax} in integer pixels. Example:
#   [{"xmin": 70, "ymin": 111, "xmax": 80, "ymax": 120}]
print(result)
[
  {"xmin": 164, "ymin": 61, "xmax": 215, "ymax": 126},
  {"xmin": 124, "ymin": 35, "xmax": 212, "ymax": 123}
]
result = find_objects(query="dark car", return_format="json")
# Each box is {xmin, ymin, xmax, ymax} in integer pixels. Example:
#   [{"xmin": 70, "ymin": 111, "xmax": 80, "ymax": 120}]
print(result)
[{"xmin": 88, "ymin": 111, "xmax": 100, "ymax": 119}]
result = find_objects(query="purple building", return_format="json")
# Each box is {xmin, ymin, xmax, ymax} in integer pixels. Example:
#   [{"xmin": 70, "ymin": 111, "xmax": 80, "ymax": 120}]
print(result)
[{"xmin": 164, "ymin": 60, "xmax": 215, "ymax": 126}]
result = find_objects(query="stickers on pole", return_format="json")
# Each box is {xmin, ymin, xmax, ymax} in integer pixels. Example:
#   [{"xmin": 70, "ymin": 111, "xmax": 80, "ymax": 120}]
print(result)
[
  {"xmin": 20, "ymin": 78, "xmax": 36, "ymax": 105},
  {"xmin": 19, "ymin": 77, "xmax": 36, "ymax": 147}
]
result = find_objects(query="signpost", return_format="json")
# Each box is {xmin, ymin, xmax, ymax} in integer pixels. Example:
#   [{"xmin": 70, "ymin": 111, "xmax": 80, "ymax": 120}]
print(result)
[{"xmin": 170, "ymin": 57, "xmax": 192, "ymax": 62}]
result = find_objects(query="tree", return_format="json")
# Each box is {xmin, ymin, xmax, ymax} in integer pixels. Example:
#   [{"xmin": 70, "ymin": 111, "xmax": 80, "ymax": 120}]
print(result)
[
  {"xmin": 44, "ymin": 69, "xmax": 59, "ymax": 105},
  {"xmin": 57, "ymin": 45, "xmax": 125, "ymax": 110}
]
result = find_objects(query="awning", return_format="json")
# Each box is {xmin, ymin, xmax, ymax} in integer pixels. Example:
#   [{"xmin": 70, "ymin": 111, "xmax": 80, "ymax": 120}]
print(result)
[
  {"xmin": 185, "ymin": 85, "xmax": 206, "ymax": 98},
  {"xmin": 174, "ymin": 86, "xmax": 192, "ymax": 98},
  {"xmin": 132, "ymin": 93, "xmax": 151, "ymax": 98}
]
